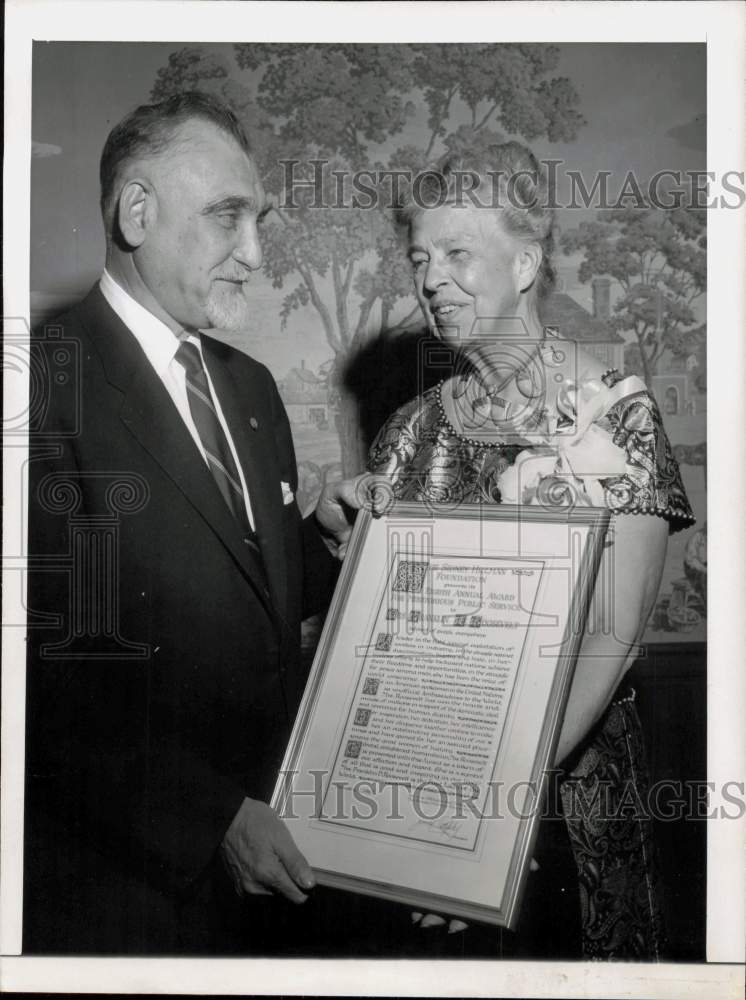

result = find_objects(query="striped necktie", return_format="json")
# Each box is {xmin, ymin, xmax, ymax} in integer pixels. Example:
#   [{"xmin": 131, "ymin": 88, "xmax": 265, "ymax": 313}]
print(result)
[{"xmin": 175, "ymin": 338, "xmax": 253, "ymax": 536}]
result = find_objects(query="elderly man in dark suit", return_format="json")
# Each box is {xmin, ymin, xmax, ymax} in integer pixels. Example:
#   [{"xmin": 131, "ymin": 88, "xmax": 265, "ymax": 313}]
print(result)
[{"xmin": 23, "ymin": 92, "xmax": 361, "ymax": 955}]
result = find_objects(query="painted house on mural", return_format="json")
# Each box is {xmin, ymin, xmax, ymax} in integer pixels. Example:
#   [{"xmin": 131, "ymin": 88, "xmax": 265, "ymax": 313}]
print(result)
[
  {"xmin": 276, "ymin": 360, "xmax": 330, "ymax": 428},
  {"xmin": 651, "ymin": 342, "xmax": 704, "ymax": 417},
  {"xmin": 540, "ymin": 276, "xmax": 625, "ymax": 373}
]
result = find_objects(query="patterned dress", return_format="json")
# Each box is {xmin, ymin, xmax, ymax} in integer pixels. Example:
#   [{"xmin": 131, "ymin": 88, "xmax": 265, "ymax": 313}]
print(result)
[{"xmin": 367, "ymin": 360, "xmax": 695, "ymax": 960}]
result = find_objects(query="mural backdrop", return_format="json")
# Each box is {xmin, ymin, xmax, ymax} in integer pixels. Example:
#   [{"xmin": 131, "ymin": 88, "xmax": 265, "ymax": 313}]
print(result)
[{"xmin": 31, "ymin": 41, "xmax": 707, "ymax": 643}]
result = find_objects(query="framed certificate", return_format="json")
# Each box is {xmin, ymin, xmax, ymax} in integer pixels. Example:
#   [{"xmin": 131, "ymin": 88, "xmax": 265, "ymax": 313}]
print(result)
[{"xmin": 272, "ymin": 502, "xmax": 610, "ymax": 927}]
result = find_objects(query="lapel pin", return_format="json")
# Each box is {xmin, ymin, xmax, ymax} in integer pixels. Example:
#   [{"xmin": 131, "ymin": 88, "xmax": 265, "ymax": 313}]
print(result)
[{"xmin": 249, "ymin": 417, "xmax": 259, "ymax": 431}]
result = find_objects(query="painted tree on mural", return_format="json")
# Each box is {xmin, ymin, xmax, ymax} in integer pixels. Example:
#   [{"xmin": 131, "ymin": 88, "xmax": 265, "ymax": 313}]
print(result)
[
  {"xmin": 150, "ymin": 44, "xmax": 586, "ymax": 472},
  {"xmin": 561, "ymin": 202, "xmax": 707, "ymax": 389}
]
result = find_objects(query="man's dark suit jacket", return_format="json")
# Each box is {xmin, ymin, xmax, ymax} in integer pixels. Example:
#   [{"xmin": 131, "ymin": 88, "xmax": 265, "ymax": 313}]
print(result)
[{"xmin": 23, "ymin": 287, "xmax": 338, "ymax": 954}]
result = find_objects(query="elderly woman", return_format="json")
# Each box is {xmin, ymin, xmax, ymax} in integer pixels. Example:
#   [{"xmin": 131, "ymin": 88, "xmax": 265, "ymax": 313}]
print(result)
[{"xmin": 366, "ymin": 142, "xmax": 695, "ymax": 959}]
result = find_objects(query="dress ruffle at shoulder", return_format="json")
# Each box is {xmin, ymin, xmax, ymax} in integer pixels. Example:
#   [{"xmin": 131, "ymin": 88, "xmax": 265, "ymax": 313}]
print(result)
[{"xmin": 368, "ymin": 368, "xmax": 695, "ymax": 534}]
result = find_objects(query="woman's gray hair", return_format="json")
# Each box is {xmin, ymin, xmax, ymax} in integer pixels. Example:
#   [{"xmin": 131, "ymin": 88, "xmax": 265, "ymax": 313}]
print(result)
[{"xmin": 399, "ymin": 141, "xmax": 557, "ymax": 300}]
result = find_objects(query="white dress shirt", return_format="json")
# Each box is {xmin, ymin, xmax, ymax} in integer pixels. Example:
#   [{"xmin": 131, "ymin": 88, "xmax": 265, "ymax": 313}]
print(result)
[{"xmin": 99, "ymin": 270, "xmax": 255, "ymax": 530}]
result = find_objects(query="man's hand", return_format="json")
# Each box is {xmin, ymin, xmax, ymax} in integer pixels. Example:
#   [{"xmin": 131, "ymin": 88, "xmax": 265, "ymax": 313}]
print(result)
[
  {"xmin": 314, "ymin": 472, "xmax": 393, "ymax": 560},
  {"xmin": 220, "ymin": 797, "xmax": 315, "ymax": 904}
]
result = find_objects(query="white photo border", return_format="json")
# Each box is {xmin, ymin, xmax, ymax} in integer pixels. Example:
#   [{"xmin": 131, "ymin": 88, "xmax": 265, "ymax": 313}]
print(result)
[{"xmin": 3, "ymin": 1, "xmax": 744, "ymax": 996}]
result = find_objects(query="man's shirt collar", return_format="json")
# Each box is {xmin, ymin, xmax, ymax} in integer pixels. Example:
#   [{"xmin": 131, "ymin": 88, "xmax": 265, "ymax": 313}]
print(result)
[{"xmin": 99, "ymin": 269, "xmax": 197, "ymax": 376}]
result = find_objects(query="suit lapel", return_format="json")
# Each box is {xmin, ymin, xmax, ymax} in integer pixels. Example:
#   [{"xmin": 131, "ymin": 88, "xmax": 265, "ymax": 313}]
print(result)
[
  {"xmin": 79, "ymin": 289, "xmax": 275, "ymax": 619},
  {"xmin": 203, "ymin": 338, "xmax": 289, "ymax": 623}
]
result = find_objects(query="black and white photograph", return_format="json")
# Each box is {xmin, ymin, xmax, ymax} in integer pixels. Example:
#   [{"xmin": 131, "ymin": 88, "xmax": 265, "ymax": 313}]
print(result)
[{"xmin": 2, "ymin": 2, "xmax": 744, "ymax": 997}]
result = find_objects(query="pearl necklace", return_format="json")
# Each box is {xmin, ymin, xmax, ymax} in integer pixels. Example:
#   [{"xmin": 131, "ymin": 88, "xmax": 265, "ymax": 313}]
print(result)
[
  {"xmin": 435, "ymin": 340, "xmax": 560, "ymax": 447},
  {"xmin": 434, "ymin": 380, "xmax": 504, "ymax": 449}
]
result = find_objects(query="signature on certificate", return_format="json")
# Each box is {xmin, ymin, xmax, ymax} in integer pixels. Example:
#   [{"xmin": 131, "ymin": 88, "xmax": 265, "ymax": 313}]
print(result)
[{"xmin": 409, "ymin": 816, "xmax": 469, "ymax": 842}]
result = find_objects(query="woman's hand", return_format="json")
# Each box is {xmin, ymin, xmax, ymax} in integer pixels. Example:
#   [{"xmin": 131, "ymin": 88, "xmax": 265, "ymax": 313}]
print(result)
[
  {"xmin": 411, "ymin": 912, "xmax": 469, "ymax": 934},
  {"xmin": 314, "ymin": 472, "xmax": 394, "ymax": 559},
  {"xmin": 410, "ymin": 860, "xmax": 540, "ymax": 935}
]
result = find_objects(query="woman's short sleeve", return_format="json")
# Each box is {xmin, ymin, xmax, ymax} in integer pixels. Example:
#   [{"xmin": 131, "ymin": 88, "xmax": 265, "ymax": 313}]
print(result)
[{"xmin": 597, "ymin": 386, "xmax": 696, "ymax": 533}]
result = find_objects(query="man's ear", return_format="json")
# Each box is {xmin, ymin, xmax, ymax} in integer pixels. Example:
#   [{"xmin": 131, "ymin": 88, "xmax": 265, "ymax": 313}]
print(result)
[
  {"xmin": 516, "ymin": 242, "xmax": 542, "ymax": 294},
  {"xmin": 117, "ymin": 180, "xmax": 154, "ymax": 248}
]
